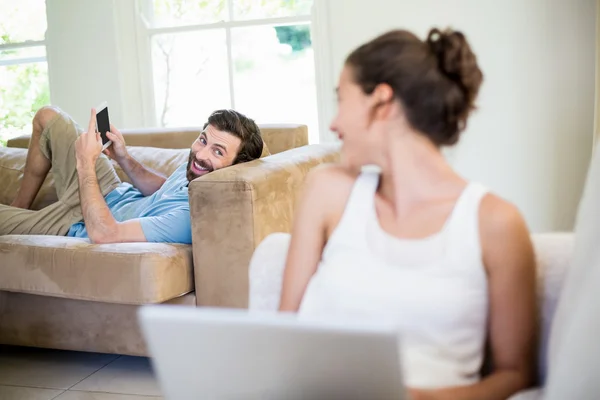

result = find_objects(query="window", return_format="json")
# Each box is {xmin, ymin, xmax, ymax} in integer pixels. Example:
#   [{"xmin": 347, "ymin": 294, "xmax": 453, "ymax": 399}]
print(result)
[
  {"xmin": 138, "ymin": 0, "xmax": 318, "ymax": 142},
  {"xmin": 0, "ymin": 0, "xmax": 49, "ymax": 146}
]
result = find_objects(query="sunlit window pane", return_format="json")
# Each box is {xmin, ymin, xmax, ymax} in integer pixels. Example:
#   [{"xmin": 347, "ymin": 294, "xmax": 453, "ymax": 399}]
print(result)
[
  {"xmin": 151, "ymin": 0, "xmax": 228, "ymax": 27},
  {"xmin": 0, "ymin": 0, "xmax": 49, "ymax": 146},
  {"xmin": 147, "ymin": 1, "xmax": 318, "ymax": 141},
  {"xmin": 233, "ymin": 0, "xmax": 313, "ymax": 20},
  {"xmin": 0, "ymin": 0, "xmax": 47, "ymax": 43},
  {"xmin": 232, "ymin": 24, "xmax": 318, "ymax": 142},
  {"xmin": 151, "ymin": 30, "xmax": 231, "ymax": 127},
  {"xmin": 0, "ymin": 61, "xmax": 50, "ymax": 145}
]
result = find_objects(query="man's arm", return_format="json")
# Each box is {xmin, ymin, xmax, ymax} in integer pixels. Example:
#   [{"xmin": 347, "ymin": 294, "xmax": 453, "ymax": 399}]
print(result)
[
  {"xmin": 75, "ymin": 109, "xmax": 148, "ymax": 244},
  {"xmin": 114, "ymin": 152, "xmax": 166, "ymax": 196},
  {"xmin": 104, "ymin": 125, "xmax": 166, "ymax": 196},
  {"xmin": 77, "ymin": 164, "xmax": 147, "ymax": 244}
]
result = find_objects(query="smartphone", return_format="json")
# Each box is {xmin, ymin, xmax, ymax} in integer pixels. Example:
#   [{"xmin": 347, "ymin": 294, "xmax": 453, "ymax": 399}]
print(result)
[{"xmin": 96, "ymin": 101, "xmax": 112, "ymax": 151}]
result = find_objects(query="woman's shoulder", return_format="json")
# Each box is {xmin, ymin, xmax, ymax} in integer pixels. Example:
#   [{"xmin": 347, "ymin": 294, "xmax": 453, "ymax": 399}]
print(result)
[
  {"xmin": 302, "ymin": 164, "xmax": 365, "ymax": 219},
  {"xmin": 479, "ymin": 193, "xmax": 527, "ymax": 235},
  {"xmin": 478, "ymin": 192, "xmax": 534, "ymax": 272},
  {"xmin": 304, "ymin": 163, "xmax": 361, "ymax": 195}
]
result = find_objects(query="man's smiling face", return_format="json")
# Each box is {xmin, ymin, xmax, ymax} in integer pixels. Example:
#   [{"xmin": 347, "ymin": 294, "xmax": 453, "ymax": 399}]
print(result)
[{"xmin": 186, "ymin": 124, "xmax": 242, "ymax": 182}]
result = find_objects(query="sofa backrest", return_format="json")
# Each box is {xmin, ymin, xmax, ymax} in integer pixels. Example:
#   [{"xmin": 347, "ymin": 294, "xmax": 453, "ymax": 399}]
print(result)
[
  {"xmin": 115, "ymin": 147, "xmax": 188, "ymax": 183},
  {"xmin": 0, "ymin": 137, "xmax": 297, "ymax": 211},
  {"xmin": 6, "ymin": 124, "xmax": 309, "ymax": 155}
]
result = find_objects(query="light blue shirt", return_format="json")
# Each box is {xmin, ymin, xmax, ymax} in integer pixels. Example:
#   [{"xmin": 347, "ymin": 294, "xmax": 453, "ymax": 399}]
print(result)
[{"xmin": 67, "ymin": 163, "xmax": 192, "ymax": 244}]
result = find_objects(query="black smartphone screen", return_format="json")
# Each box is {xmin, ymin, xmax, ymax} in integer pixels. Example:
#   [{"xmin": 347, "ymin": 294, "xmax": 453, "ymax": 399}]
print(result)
[{"xmin": 96, "ymin": 107, "xmax": 110, "ymax": 145}]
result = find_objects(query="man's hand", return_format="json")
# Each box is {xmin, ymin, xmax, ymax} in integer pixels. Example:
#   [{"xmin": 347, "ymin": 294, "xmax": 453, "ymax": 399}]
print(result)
[
  {"xmin": 75, "ymin": 108, "xmax": 103, "ymax": 170},
  {"xmin": 103, "ymin": 124, "xmax": 129, "ymax": 164},
  {"xmin": 103, "ymin": 123, "xmax": 166, "ymax": 196}
]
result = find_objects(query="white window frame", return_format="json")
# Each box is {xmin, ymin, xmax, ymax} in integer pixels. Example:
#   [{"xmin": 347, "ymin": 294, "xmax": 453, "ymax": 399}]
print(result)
[
  {"xmin": 133, "ymin": 0, "xmax": 314, "ymax": 128},
  {"xmin": 0, "ymin": 39, "xmax": 46, "ymax": 67}
]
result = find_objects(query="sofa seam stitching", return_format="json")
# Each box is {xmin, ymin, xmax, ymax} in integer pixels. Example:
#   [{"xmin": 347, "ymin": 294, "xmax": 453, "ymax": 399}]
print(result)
[
  {"xmin": 0, "ymin": 288, "xmax": 193, "ymax": 306},
  {"xmin": 0, "ymin": 164, "xmax": 25, "ymax": 173}
]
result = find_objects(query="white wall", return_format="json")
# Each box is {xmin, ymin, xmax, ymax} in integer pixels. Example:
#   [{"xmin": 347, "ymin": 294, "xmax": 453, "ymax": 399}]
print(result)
[
  {"xmin": 45, "ymin": 0, "xmax": 145, "ymax": 128},
  {"xmin": 595, "ymin": 0, "xmax": 600, "ymax": 144},
  {"xmin": 314, "ymin": 0, "xmax": 596, "ymax": 232}
]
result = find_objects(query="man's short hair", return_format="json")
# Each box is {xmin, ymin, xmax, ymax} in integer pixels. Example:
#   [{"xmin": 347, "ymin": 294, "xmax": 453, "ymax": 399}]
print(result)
[{"xmin": 203, "ymin": 109, "xmax": 263, "ymax": 164}]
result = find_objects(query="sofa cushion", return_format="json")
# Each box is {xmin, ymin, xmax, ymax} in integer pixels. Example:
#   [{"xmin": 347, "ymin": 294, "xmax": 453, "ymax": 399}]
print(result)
[
  {"xmin": 0, "ymin": 147, "xmax": 58, "ymax": 210},
  {"xmin": 114, "ymin": 147, "xmax": 189, "ymax": 183},
  {"xmin": 0, "ymin": 235, "xmax": 194, "ymax": 305}
]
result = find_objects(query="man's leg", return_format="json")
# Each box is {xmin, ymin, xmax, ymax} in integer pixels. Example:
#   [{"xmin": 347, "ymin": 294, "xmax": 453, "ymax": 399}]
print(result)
[
  {"xmin": 1, "ymin": 107, "xmax": 121, "ymax": 236},
  {"xmin": 33, "ymin": 107, "xmax": 121, "ymax": 206},
  {"xmin": 10, "ymin": 107, "xmax": 57, "ymax": 209},
  {"xmin": 0, "ymin": 201, "xmax": 77, "ymax": 236}
]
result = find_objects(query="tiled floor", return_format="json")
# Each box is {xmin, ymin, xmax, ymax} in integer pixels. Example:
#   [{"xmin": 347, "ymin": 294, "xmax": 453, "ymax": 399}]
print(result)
[{"xmin": 0, "ymin": 346, "xmax": 163, "ymax": 400}]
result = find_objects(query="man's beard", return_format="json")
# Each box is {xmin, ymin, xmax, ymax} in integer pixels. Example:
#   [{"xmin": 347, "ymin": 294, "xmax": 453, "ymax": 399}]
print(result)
[{"xmin": 186, "ymin": 150, "xmax": 214, "ymax": 182}]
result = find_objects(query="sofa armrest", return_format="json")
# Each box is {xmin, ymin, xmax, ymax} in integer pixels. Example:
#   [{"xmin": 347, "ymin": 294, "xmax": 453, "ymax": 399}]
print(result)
[{"xmin": 188, "ymin": 144, "xmax": 340, "ymax": 308}]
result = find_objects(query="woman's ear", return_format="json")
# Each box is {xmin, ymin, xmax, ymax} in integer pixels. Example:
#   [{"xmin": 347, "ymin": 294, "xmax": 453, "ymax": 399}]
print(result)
[
  {"xmin": 374, "ymin": 83, "xmax": 394, "ymax": 105},
  {"xmin": 370, "ymin": 83, "xmax": 396, "ymax": 120}
]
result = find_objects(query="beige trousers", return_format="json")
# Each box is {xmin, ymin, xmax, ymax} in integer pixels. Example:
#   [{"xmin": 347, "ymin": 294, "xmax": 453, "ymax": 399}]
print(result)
[{"xmin": 0, "ymin": 110, "xmax": 121, "ymax": 236}]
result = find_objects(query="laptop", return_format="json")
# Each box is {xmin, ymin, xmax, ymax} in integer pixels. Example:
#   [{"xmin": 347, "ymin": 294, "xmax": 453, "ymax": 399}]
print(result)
[{"xmin": 139, "ymin": 306, "xmax": 407, "ymax": 400}]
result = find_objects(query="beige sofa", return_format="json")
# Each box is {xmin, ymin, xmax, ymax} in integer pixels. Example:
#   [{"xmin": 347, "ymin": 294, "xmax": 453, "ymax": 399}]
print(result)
[{"xmin": 0, "ymin": 125, "xmax": 340, "ymax": 356}]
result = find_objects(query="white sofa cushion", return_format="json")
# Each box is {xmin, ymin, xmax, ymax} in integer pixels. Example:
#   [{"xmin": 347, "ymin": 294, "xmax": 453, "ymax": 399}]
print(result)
[{"xmin": 248, "ymin": 232, "xmax": 290, "ymax": 311}]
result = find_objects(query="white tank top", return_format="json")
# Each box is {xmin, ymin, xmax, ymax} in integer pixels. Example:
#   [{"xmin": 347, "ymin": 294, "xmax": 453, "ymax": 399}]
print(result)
[{"xmin": 298, "ymin": 171, "xmax": 489, "ymax": 389}]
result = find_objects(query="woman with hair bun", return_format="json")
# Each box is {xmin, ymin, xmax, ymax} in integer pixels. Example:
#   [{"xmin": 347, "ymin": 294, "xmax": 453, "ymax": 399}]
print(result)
[{"xmin": 278, "ymin": 28, "xmax": 537, "ymax": 399}]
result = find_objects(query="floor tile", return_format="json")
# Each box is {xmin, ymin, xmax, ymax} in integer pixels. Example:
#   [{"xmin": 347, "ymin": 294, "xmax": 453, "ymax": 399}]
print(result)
[
  {"xmin": 71, "ymin": 357, "xmax": 161, "ymax": 397},
  {"xmin": 0, "ymin": 385, "xmax": 63, "ymax": 400},
  {"xmin": 0, "ymin": 346, "xmax": 119, "ymax": 390},
  {"xmin": 55, "ymin": 392, "xmax": 162, "ymax": 400}
]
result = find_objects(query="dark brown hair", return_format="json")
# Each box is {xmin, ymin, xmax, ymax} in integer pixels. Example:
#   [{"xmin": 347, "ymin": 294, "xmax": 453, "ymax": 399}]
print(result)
[
  {"xmin": 203, "ymin": 109, "xmax": 263, "ymax": 164},
  {"xmin": 346, "ymin": 28, "xmax": 483, "ymax": 146}
]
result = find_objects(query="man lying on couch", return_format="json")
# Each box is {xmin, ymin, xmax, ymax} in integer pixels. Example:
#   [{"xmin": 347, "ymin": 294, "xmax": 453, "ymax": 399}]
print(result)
[{"xmin": 0, "ymin": 106, "xmax": 263, "ymax": 244}]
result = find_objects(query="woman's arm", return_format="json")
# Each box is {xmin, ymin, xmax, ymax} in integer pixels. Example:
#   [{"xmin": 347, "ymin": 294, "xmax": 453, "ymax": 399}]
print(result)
[
  {"xmin": 411, "ymin": 195, "xmax": 538, "ymax": 400},
  {"xmin": 279, "ymin": 165, "xmax": 354, "ymax": 312}
]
